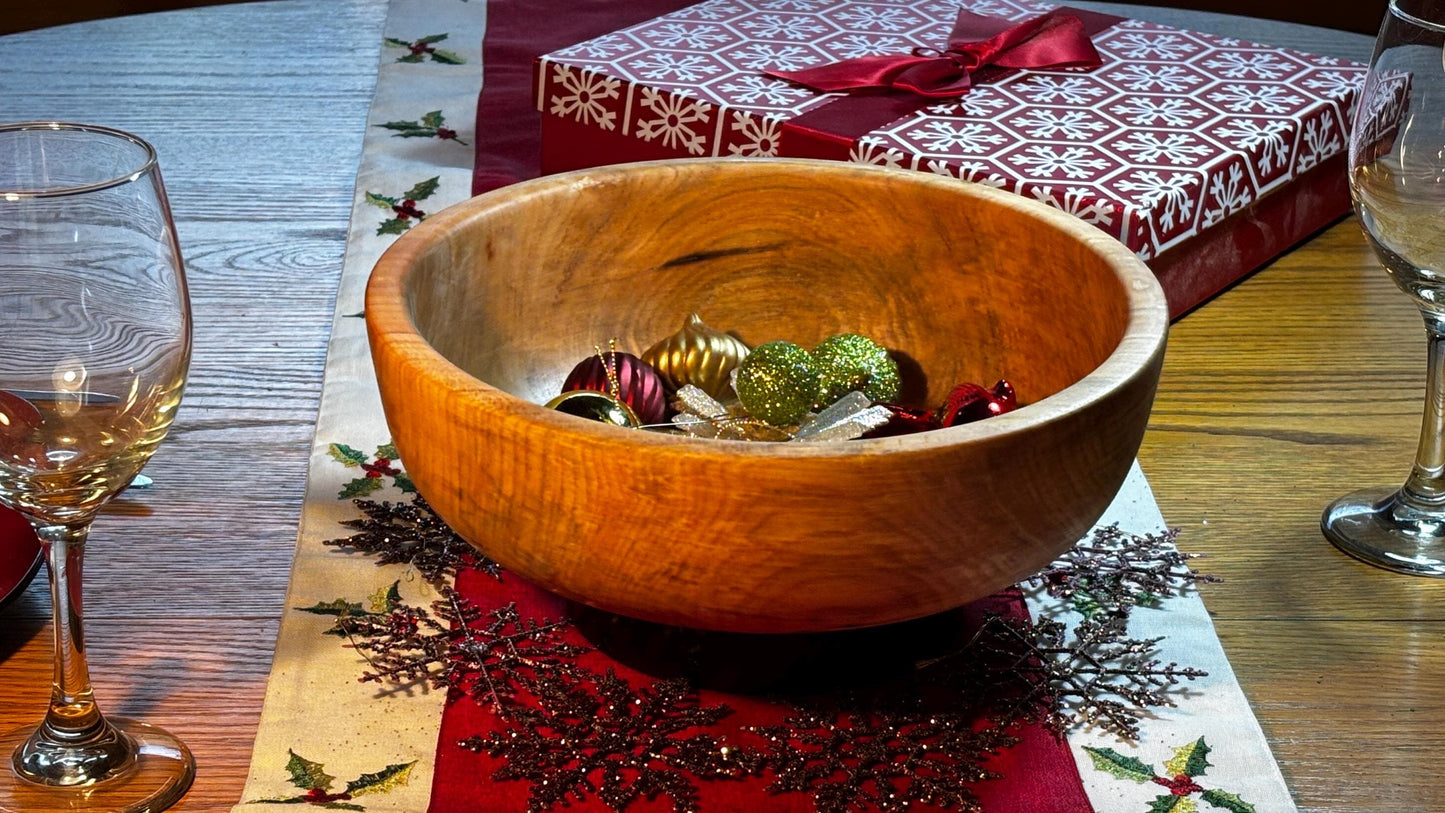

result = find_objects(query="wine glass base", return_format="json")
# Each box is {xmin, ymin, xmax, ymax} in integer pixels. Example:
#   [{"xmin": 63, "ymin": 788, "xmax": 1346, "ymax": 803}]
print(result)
[
  {"xmin": 1323, "ymin": 486, "xmax": 1445, "ymax": 576},
  {"xmin": 0, "ymin": 717, "xmax": 194, "ymax": 813}
]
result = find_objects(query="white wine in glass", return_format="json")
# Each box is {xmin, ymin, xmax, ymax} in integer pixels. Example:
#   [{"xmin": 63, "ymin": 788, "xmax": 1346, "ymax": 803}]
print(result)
[
  {"xmin": 1324, "ymin": 0, "xmax": 1445, "ymax": 574},
  {"xmin": 0, "ymin": 122, "xmax": 194, "ymax": 811}
]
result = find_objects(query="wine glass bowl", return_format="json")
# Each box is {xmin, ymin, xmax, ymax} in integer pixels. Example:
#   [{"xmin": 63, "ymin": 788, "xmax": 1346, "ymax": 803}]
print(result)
[
  {"xmin": 0, "ymin": 122, "xmax": 193, "ymax": 811},
  {"xmin": 1323, "ymin": 0, "xmax": 1445, "ymax": 574}
]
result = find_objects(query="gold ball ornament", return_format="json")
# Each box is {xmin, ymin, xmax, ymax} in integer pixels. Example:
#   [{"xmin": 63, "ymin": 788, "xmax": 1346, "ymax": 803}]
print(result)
[
  {"xmin": 734, "ymin": 340, "xmax": 821, "ymax": 426},
  {"xmin": 544, "ymin": 390, "xmax": 641, "ymax": 428},
  {"xmin": 641, "ymin": 313, "xmax": 751, "ymax": 399},
  {"xmin": 811, "ymin": 333, "xmax": 900, "ymax": 406}
]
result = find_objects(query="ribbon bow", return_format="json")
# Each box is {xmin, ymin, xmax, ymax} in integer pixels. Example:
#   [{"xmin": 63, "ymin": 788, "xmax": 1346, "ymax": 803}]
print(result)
[{"xmin": 766, "ymin": 9, "xmax": 1104, "ymax": 99}]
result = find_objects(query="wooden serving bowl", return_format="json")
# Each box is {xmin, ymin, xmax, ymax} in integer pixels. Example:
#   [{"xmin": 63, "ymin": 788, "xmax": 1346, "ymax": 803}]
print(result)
[{"xmin": 366, "ymin": 158, "xmax": 1167, "ymax": 633}]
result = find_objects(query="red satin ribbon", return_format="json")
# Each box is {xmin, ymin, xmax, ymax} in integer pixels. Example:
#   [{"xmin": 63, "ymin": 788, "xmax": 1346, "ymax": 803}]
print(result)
[{"xmin": 766, "ymin": 8, "xmax": 1104, "ymax": 99}]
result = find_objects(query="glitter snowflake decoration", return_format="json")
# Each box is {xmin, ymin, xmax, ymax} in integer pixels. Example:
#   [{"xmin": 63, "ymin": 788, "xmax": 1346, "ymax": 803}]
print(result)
[
  {"xmin": 1026, "ymin": 525, "xmax": 1218, "ymax": 618},
  {"xmin": 328, "ymin": 588, "xmax": 587, "ymax": 712},
  {"xmin": 750, "ymin": 704, "xmax": 1017, "ymax": 813},
  {"xmin": 462, "ymin": 672, "xmax": 758, "ymax": 813},
  {"xmin": 325, "ymin": 495, "xmax": 500, "ymax": 584},
  {"xmin": 959, "ymin": 614, "xmax": 1208, "ymax": 740}
]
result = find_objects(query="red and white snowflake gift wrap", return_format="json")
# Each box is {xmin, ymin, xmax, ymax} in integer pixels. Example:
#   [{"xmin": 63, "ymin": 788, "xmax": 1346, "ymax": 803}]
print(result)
[{"xmin": 533, "ymin": 0, "xmax": 1365, "ymax": 317}]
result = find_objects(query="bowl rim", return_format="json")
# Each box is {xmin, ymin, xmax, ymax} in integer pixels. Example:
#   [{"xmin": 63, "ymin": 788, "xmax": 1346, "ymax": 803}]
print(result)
[{"xmin": 366, "ymin": 157, "xmax": 1168, "ymax": 459}]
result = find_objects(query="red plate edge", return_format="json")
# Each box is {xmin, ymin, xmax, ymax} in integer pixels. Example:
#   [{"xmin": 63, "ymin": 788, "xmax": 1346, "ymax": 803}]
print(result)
[{"xmin": 1, "ymin": 506, "xmax": 43, "ymax": 611}]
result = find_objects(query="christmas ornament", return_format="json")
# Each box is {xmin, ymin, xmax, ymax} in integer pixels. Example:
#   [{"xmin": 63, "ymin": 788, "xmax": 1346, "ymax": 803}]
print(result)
[
  {"xmin": 545, "ymin": 390, "xmax": 641, "ymax": 428},
  {"xmin": 864, "ymin": 404, "xmax": 940, "ymax": 438},
  {"xmin": 733, "ymin": 341, "xmax": 821, "ymax": 426},
  {"xmin": 810, "ymin": 333, "xmax": 900, "ymax": 407},
  {"xmin": 641, "ymin": 313, "xmax": 751, "ymax": 399},
  {"xmin": 670, "ymin": 385, "xmax": 792, "ymax": 442},
  {"xmin": 561, "ymin": 344, "xmax": 668, "ymax": 425},
  {"xmin": 937, "ymin": 379, "xmax": 1017, "ymax": 427},
  {"xmin": 793, "ymin": 391, "xmax": 893, "ymax": 442}
]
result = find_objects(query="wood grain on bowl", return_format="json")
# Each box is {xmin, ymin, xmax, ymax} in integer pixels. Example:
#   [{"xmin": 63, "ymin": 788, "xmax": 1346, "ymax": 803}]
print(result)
[{"xmin": 366, "ymin": 158, "xmax": 1168, "ymax": 633}]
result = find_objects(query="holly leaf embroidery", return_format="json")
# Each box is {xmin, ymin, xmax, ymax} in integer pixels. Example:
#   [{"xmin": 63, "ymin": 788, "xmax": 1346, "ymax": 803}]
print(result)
[
  {"xmin": 1166, "ymin": 737, "xmax": 1212, "ymax": 779},
  {"xmin": 404, "ymin": 176, "xmax": 440, "ymax": 202},
  {"xmin": 345, "ymin": 761, "xmax": 417, "ymax": 797},
  {"xmin": 376, "ymin": 218, "xmax": 412, "ymax": 236},
  {"xmin": 363, "ymin": 192, "xmax": 397, "ymax": 210},
  {"xmin": 396, "ymin": 53, "xmax": 426, "ymax": 63},
  {"xmin": 368, "ymin": 581, "xmax": 403, "ymax": 614},
  {"xmin": 1201, "ymin": 789, "xmax": 1255, "ymax": 813},
  {"xmin": 430, "ymin": 48, "xmax": 465, "ymax": 65},
  {"xmin": 376, "ymin": 120, "xmax": 433, "ymax": 137},
  {"xmin": 383, "ymin": 37, "xmax": 413, "ymax": 48},
  {"xmin": 340, "ymin": 475, "xmax": 386, "ymax": 498},
  {"xmin": 375, "ymin": 443, "xmax": 399, "ymax": 460},
  {"xmin": 1147, "ymin": 796, "xmax": 1193, "ymax": 813},
  {"xmin": 393, "ymin": 472, "xmax": 416, "ymax": 493},
  {"xmin": 328, "ymin": 443, "xmax": 370, "ymax": 467},
  {"xmin": 421, "ymin": 110, "xmax": 444, "ymax": 129},
  {"xmin": 1083, "ymin": 746, "xmax": 1156, "ymax": 783},
  {"xmin": 415, "ymin": 33, "xmax": 450, "ymax": 44},
  {"xmin": 284, "ymin": 749, "xmax": 335, "ymax": 792},
  {"xmin": 295, "ymin": 599, "xmax": 367, "ymax": 617}
]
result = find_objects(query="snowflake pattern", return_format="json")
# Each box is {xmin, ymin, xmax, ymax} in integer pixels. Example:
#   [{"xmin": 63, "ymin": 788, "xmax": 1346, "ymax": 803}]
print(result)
[
  {"xmin": 1201, "ymin": 162, "xmax": 1254, "ymax": 228},
  {"xmin": 1011, "ymin": 75, "xmax": 1108, "ymax": 105},
  {"xmin": 716, "ymin": 74, "xmax": 811, "ymax": 106},
  {"xmin": 642, "ymin": 23, "xmax": 732, "ymax": 50},
  {"xmin": 548, "ymin": 66, "xmax": 620, "ymax": 130},
  {"xmin": 833, "ymin": 5, "xmax": 924, "ymax": 31},
  {"xmin": 821, "ymin": 32, "xmax": 909, "ymax": 59},
  {"xmin": 1111, "ymin": 97, "xmax": 1208, "ymax": 128},
  {"xmin": 634, "ymin": 89, "xmax": 713, "ymax": 155},
  {"xmin": 1214, "ymin": 118, "xmax": 1292, "ymax": 174},
  {"xmin": 1107, "ymin": 32, "xmax": 1200, "ymax": 60},
  {"xmin": 1295, "ymin": 116, "xmax": 1342, "ymax": 173},
  {"xmin": 1113, "ymin": 132, "xmax": 1213, "ymax": 166},
  {"xmin": 849, "ymin": 136, "xmax": 906, "ymax": 168},
  {"xmin": 1302, "ymin": 69, "xmax": 1365, "ymax": 100},
  {"xmin": 727, "ymin": 112, "xmax": 783, "ymax": 156},
  {"xmin": 1206, "ymin": 84, "xmax": 1305, "ymax": 114},
  {"xmin": 908, "ymin": 120, "xmax": 1006, "ymax": 154},
  {"xmin": 555, "ymin": 34, "xmax": 636, "ymax": 61},
  {"xmin": 673, "ymin": 0, "xmax": 748, "ymax": 20},
  {"xmin": 724, "ymin": 42, "xmax": 821, "ymax": 71},
  {"xmin": 1115, "ymin": 170, "xmax": 1199, "ymax": 232},
  {"xmin": 629, "ymin": 52, "xmax": 721, "ymax": 82},
  {"xmin": 737, "ymin": 13, "xmax": 828, "ymax": 40},
  {"xmin": 1008, "ymin": 145, "xmax": 1110, "ymax": 180},
  {"xmin": 1011, "ymin": 109, "xmax": 1108, "ymax": 140},
  {"xmin": 1200, "ymin": 50, "xmax": 1298, "ymax": 80},
  {"xmin": 1029, "ymin": 185, "xmax": 1115, "ymax": 227},
  {"xmin": 1108, "ymin": 64, "xmax": 1204, "ymax": 93}
]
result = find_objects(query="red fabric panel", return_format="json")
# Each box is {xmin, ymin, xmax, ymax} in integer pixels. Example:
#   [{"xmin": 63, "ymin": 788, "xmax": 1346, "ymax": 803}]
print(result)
[
  {"xmin": 429, "ymin": 567, "xmax": 1093, "ymax": 812},
  {"xmin": 471, "ymin": 0, "xmax": 698, "ymax": 196}
]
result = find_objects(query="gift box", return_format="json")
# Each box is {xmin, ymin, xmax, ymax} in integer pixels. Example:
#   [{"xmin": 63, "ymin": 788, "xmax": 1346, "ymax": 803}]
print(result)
[{"xmin": 533, "ymin": 0, "xmax": 1366, "ymax": 318}]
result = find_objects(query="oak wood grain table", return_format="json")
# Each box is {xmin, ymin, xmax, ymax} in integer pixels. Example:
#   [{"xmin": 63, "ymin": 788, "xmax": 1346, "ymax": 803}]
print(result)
[{"xmin": 0, "ymin": 2, "xmax": 1427, "ymax": 811}]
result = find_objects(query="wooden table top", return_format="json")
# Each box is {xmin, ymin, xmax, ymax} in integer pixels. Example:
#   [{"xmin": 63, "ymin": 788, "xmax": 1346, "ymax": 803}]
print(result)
[{"xmin": 1, "ymin": 1, "xmax": 1432, "ymax": 811}]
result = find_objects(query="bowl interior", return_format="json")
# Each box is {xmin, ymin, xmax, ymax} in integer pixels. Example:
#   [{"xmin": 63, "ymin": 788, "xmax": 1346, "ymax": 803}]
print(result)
[{"xmin": 400, "ymin": 160, "xmax": 1131, "ymax": 412}]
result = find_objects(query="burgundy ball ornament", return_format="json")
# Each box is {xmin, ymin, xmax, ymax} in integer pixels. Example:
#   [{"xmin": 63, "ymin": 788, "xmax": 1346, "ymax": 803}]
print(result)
[{"xmin": 561, "ymin": 348, "xmax": 669, "ymax": 426}]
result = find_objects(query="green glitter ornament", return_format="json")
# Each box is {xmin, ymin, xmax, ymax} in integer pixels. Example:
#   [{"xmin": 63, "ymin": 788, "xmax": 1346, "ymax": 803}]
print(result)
[
  {"xmin": 734, "ymin": 341, "xmax": 821, "ymax": 426},
  {"xmin": 810, "ymin": 333, "xmax": 900, "ymax": 406}
]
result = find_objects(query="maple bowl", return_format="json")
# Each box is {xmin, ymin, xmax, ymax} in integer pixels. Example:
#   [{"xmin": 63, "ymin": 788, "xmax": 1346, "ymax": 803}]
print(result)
[{"xmin": 366, "ymin": 158, "xmax": 1168, "ymax": 633}]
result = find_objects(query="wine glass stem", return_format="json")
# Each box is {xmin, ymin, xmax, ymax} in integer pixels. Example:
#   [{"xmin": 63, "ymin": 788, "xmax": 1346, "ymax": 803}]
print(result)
[
  {"xmin": 13, "ymin": 522, "xmax": 134, "ymax": 786},
  {"xmin": 1401, "ymin": 313, "xmax": 1445, "ymax": 514}
]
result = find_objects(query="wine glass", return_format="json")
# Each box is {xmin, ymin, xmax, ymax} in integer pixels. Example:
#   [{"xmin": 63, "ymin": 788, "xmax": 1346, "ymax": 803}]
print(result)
[
  {"xmin": 0, "ymin": 123, "xmax": 194, "ymax": 810},
  {"xmin": 1323, "ymin": 0, "xmax": 1445, "ymax": 575}
]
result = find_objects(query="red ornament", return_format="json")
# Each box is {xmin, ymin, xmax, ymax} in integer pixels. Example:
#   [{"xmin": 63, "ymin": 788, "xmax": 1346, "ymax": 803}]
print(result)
[
  {"xmin": 936, "ymin": 379, "xmax": 1018, "ymax": 427},
  {"xmin": 863, "ymin": 404, "xmax": 940, "ymax": 438},
  {"xmin": 562, "ymin": 350, "xmax": 669, "ymax": 426}
]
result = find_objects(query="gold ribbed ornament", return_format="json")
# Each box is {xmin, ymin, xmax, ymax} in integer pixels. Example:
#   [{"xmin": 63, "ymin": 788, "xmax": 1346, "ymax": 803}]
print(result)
[{"xmin": 641, "ymin": 313, "xmax": 751, "ymax": 399}]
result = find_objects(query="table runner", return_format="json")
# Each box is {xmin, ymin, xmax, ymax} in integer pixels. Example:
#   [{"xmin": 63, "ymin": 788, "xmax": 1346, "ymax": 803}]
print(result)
[{"xmin": 232, "ymin": 1, "xmax": 1299, "ymax": 810}]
